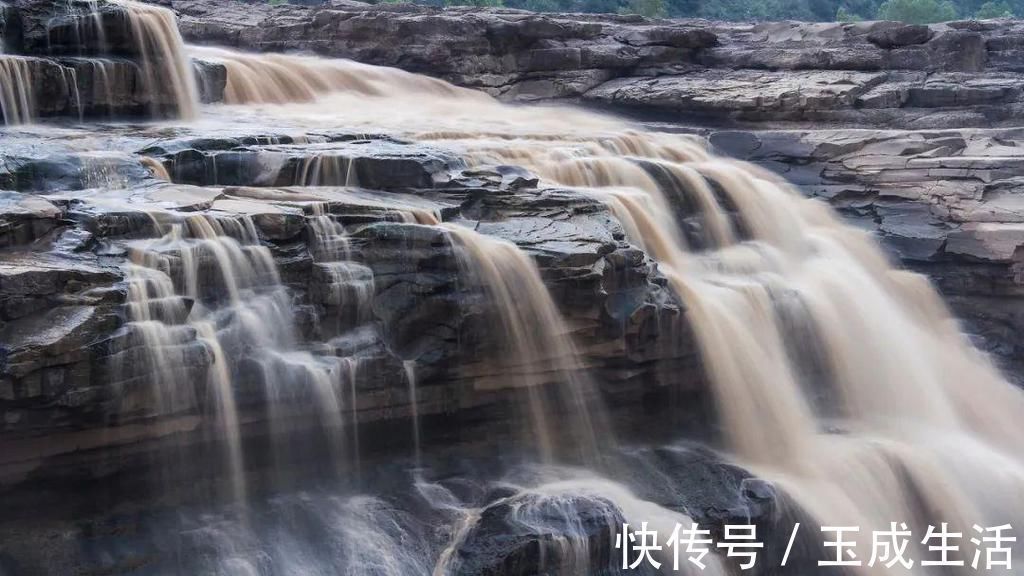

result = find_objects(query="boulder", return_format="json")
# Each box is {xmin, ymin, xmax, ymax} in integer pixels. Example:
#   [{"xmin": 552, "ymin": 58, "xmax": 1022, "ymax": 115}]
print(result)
[
  {"xmin": 0, "ymin": 191, "xmax": 63, "ymax": 247},
  {"xmin": 866, "ymin": 23, "xmax": 932, "ymax": 49}
]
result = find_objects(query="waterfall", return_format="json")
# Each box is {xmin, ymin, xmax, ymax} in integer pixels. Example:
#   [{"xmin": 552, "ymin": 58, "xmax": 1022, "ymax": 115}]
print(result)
[
  {"xmin": 3, "ymin": 0, "xmax": 198, "ymax": 124},
  {"xmin": 297, "ymin": 154, "xmax": 358, "ymax": 187},
  {"xmin": 86, "ymin": 58, "xmax": 117, "ymax": 115},
  {"xmin": 107, "ymin": 0, "xmax": 198, "ymax": 118},
  {"xmin": 140, "ymin": 156, "xmax": 171, "ymax": 180},
  {"xmin": 110, "ymin": 0, "xmax": 199, "ymax": 118},
  {"xmin": 50, "ymin": 0, "xmax": 110, "ymax": 54},
  {"xmin": 122, "ymin": 258, "xmax": 199, "ymax": 415},
  {"xmin": 122, "ymin": 210, "xmax": 353, "ymax": 503},
  {"xmin": 342, "ymin": 357, "xmax": 362, "ymax": 478},
  {"xmin": 188, "ymin": 45, "xmax": 482, "ymax": 105},
  {"xmin": 308, "ymin": 202, "xmax": 350, "ymax": 261},
  {"xmin": 404, "ymin": 360, "xmax": 422, "ymax": 468},
  {"xmin": 51, "ymin": 0, "xmax": 196, "ymax": 119},
  {"xmin": 442, "ymin": 224, "xmax": 603, "ymax": 464},
  {"xmin": 196, "ymin": 320, "xmax": 247, "ymax": 509},
  {"xmin": 0, "ymin": 56, "xmax": 33, "ymax": 124}
]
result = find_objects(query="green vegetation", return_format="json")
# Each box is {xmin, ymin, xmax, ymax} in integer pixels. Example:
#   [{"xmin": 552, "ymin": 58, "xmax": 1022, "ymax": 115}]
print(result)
[
  {"xmin": 360, "ymin": 0, "xmax": 1020, "ymax": 21},
  {"xmin": 619, "ymin": 0, "xmax": 667, "ymax": 16},
  {"xmin": 876, "ymin": 0, "xmax": 957, "ymax": 22},
  {"xmin": 836, "ymin": 5, "xmax": 865, "ymax": 20},
  {"xmin": 974, "ymin": 0, "xmax": 1015, "ymax": 16}
]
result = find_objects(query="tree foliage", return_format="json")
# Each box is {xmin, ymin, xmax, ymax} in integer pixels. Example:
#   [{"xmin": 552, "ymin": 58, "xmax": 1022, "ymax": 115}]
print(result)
[
  {"xmin": 974, "ymin": 0, "xmax": 1014, "ymax": 16},
  {"xmin": 836, "ymin": 6, "xmax": 864, "ymax": 20},
  {"xmin": 619, "ymin": 0, "xmax": 667, "ymax": 17},
  {"xmin": 876, "ymin": 0, "xmax": 958, "ymax": 22}
]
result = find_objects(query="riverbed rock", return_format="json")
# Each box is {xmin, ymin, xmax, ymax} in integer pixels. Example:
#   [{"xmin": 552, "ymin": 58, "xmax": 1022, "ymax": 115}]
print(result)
[
  {"xmin": 450, "ymin": 489, "xmax": 627, "ymax": 576},
  {"xmin": 152, "ymin": 137, "xmax": 463, "ymax": 189}
]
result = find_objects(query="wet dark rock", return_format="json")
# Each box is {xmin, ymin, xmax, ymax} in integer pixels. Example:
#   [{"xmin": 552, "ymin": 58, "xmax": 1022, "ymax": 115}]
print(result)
[
  {"xmin": 192, "ymin": 57, "xmax": 226, "ymax": 103},
  {"xmin": 446, "ymin": 447, "xmax": 782, "ymax": 576},
  {"xmin": 209, "ymin": 198, "xmax": 306, "ymax": 240},
  {"xmin": 619, "ymin": 444, "xmax": 776, "ymax": 529},
  {"xmin": 354, "ymin": 222, "xmax": 461, "ymax": 370},
  {"xmin": 0, "ymin": 150, "xmax": 153, "ymax": 192},
  {"xmin": 0, "ymin": 191, "xmax": 63, "ymax": 247},
  {"xmin": 866, "ymin": 23, "xmax": 933, "ymax": 49},
  {"xmin": 450, "ymin": 490, "xmax": 624, "ymax": 576},
  {"xmin": 64, "ymin": 184, "xmax": 223, "ymax": 239},
  {"xmin": 0, "ymin": 255, "xmax": 120, "ymax": 309},
  {"xmin": 156, "ymin": 139, "xmax": 462, "ymax": 190},
  {"xmin": 2, "ymin": 305, "xmax": 108, "ymax": 379},
  {"xmin": 585, "ymin": 69, "xmax": 890, "ymax": 122},
  {"xmin": 0, "ymin": 253, "xmax": 123, "ymax": 429},
  {"xmin": 7, "ymin": 0, "xmax": 1024, "ymax": 128}
]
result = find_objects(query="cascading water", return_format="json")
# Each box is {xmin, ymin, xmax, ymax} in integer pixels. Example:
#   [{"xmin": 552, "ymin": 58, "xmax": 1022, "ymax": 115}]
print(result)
[
  {"xmin": 443, "ymin": 224, "xmax": 604, "ymax": 465},
  {"xmin": 107, "ymin": 0, "xmax": 199, "ymax": 118},
  {"xmin": 296, "ymin": 154, "xmax": 358, "ymax": 187},
  {"xmin": 2, "ymin": 0, "xmax": 200, "ymax": 124},
  {"xmin": 120, "ymin": 209, "xmax": 354, "ymax": 504},
  {"xmin": 187, "ymin": 45, "xmax": 483, "ymax": 105},
  {"xmin": 404, "ymin": 360, "xmax": 422, "ymax": 468},
  {"xmin": 140, "ymin": 155, "xmax": 171, "ymax": 180},
  {"xmin": 0, "ymin": 56, "xmax": 33, "ymax": 124}
]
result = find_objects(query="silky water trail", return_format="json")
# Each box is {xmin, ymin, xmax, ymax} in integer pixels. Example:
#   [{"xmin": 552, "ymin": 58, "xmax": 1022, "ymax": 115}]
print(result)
[
  {"xmin": 121, "ymin": 210, "xmax": 353, "ymax": 506},
  {"xmin": 3, "ymin": 4, "xmax": 1024, "ymax": 570}
]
